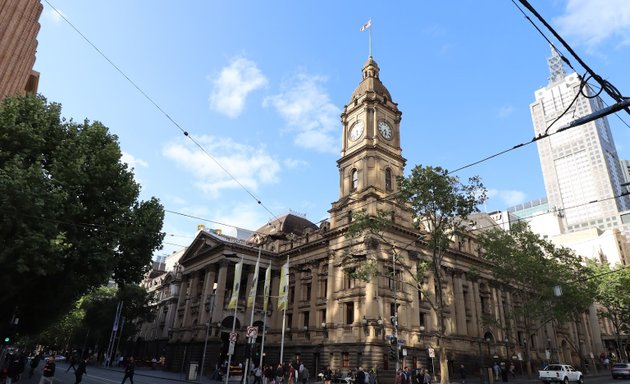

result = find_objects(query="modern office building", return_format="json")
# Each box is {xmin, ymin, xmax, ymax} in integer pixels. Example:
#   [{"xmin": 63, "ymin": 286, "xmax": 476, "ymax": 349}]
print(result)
[
  {"xmin": 530, "ymin": 47, "xmax": 630, "ymax": 233},
  {"xmin": 0, "ymin": 0, "xmax": 42, "ymax": 101}
]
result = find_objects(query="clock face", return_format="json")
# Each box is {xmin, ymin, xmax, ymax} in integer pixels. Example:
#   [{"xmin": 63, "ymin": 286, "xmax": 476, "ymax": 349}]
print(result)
[
  {"xmin": 378, "ymin": 121, "xmax": 392, "ymax": 140},
  {"xmin": 350, "ymin": 120, "xmax": 364, "ymax": 141}
]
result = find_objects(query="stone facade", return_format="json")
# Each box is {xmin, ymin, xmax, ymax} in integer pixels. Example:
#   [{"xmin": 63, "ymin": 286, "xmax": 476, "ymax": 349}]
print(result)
[
  {"xmin": 136, "ymin": 57, "xmax": 608, "ymax": 382},
  {"xmin": 0, "ymin": 0, "xmax": 42, "ymax": 101}
]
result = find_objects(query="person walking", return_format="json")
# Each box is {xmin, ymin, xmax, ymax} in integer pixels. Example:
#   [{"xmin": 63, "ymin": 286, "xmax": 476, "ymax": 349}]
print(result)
[
  {"xmin": 356, "ymin": 367, "xmax": 366, "ymax": 384},
  {"xmin": 121, "ymin": 356, "xmax": 135, "ymax": 384},
  {"xmin": 299, "ymin": 363, "xmax": 309, "ymax": 384},
  {"xmin": 29, "ymin": 353, "xmax": 42, "ymax": 378},
  {"xmin": 459, "ymin": 364, "xmax": 466, "ymax": 384},
  {"xmin": 74, "ymin": 357, "xmax": 88, "ymax": 384},
  {"xmin": 39, "ymin": 356, "xmax": 56, "ymax": 384},
  {"xmin": 66, "ymin": 354, "xmax": 77, "ymax": 373}
]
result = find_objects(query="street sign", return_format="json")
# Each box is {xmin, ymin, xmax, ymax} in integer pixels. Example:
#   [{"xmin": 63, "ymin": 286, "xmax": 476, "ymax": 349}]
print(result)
[
  {"xmin": 228, "ymin": 340, "xmax": 235, "ymax": 355},
  {"xmin": 246, "ymin": 326, "xmax": 258, "ymax": 338},
  {"xmin": 398, "ymin": 339, "xmax": 406, "ymax": 345},
  {"xmin": 428, "ymin": 348, "xmax": 435, "ymax": 358},
  {"xmin": 229, "ymin": 332, "xmax": 238, "ymax": 342}
]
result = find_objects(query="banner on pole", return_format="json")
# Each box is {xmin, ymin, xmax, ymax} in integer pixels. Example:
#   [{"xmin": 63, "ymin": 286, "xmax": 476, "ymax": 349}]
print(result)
[
  {"xmin": 247, "ymin": 258, "xmax": 260, "ymax": 308},
  {"xmin": 263, "ymin": 265, "xmax": 271, "ymax": 312},
  {"xmin": 278, "ymin": 262, "xmax": 289, "ymax": 310},
  {"xmin": 228, "ymin": 261, "xmax": 242, "ymax": 309}
]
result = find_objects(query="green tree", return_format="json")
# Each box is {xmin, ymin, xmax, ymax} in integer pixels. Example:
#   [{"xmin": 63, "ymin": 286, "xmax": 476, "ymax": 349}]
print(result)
[
  {"xmin": 0, "ymin": 94, "xmax": 165, "ymax": 334},
  {"xmin": 347, "ymin": 165, "xmax": 486, "ymax": 384},
  {"xmin": 477, "ymin": 221, "xmax": 596, "ymax": 376},
  {"xmin": 588, "ymin": 261, "xmax": 630, "ymax": 361}
]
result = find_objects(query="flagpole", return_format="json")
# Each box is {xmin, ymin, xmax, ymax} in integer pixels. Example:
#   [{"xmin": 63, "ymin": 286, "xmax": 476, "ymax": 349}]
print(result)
[
  {"xmin": 368, "ymin": 17, "xmax": 372, "ymax": 57},
  {"xmin": 243, "ymin": 247, "xmax": 262, "ymax": 383},
  {"xmin": 260, "ymin": 262, "xmax": 272, "ymax": 369}
]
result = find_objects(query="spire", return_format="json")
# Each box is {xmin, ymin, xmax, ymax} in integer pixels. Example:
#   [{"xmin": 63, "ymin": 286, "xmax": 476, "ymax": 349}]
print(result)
[
  {"xmin": 548, "ymin": 45, "xmax": 566, "ymax": 84},
  {"xmin": 349, "ymin": 56, "xmax": 391, "ymax": 102}
]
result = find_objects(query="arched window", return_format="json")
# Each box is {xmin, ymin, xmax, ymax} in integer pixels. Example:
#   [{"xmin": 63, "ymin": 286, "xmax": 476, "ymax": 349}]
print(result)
[
  {"xmin": 385, "ymin": 168, "xmax": 392, "ymax": 191},
  {"xmin": 351, "ymin": 169, "xmax": 358, "ymax": 191}
]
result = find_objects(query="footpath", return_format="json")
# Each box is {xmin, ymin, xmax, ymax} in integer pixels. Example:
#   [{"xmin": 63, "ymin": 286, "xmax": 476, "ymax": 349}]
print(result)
[{"xmin": 16, "ymin": 362, "xmax": 613, "ymax": 384}]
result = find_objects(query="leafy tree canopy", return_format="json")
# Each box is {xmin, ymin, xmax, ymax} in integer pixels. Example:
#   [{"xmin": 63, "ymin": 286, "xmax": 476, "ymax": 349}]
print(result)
[{"xmin": 0, "ymin": 94, "xmax": 165, "ymax": 334}]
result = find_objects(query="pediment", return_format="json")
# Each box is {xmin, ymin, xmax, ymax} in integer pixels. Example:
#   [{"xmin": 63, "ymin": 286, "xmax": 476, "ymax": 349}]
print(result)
[{"xmin": 178, "ymin": 230, "xmax": 227, "ymax": 266}]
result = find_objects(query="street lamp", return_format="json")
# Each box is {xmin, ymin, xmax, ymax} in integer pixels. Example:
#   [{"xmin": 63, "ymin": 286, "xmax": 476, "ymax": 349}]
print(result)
[
  {"xmin": 376, "ymin": 316, "xmax": 383, "ymax": 336},
  {"xmin": 321, "ymin": 322, "xmax": 328, "ymax": 338},
  {"xmin": 200, "ymin": 282, "xmax": 217, "ymax": 381},
  {"xmin": 504, "ymin": 338, "xmax": 509, "ymax": 360}
]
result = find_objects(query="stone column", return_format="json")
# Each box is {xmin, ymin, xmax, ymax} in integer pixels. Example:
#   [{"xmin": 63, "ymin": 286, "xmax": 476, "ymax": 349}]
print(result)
[
  {"xmin": 446, "ymin": 272, "xmax": 457, "ymax": 335},
  {"xmin": 468, "ymin": 279, "xmax": 480, "ymax": 337},
  {"xmin": 211, "ymin": 262, "xmax": 229, "ymax": 324},
  {"xmin": 200, "ymin": 268, "xmax": 216, "ymax": 325},
  {"xmin": 175, "ymin": 276, "xmax": 189, "ymax": 328},
  {"xmin": 453, "ymin": 272, "xmax": 467, "ymax": 335},
  {"xmin": 588, "ymin": 304, "xmax": 604, "ymax": 353},
  {"xmin": 270, "ymin": 271, "xmax": 281, "ymax": 330},
  {"xmin": 292, "ymin": 271, "xmax": 303, "ymax": 329}
]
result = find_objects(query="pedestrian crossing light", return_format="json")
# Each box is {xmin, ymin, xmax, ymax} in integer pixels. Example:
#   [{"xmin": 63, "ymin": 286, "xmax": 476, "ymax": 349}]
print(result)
[{"xmin": 3, "ymin": 337, "xmax": 9, "ymax": 343}]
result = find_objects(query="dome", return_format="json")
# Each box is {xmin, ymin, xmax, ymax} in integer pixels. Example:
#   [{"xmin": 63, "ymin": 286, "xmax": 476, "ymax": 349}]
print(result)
[
  {"xmin": 350, "ymin": 56, "xmax": 392, "ymax": 102},
  {"xmin": 248, "ymin": 213, "xmax": 318, "ymax": 242}
]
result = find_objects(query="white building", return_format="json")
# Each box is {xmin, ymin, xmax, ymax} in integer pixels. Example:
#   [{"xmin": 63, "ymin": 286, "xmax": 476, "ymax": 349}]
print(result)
[{"xmin": 530, "ymin": 47, "xmax": 630, "ymax": 233}]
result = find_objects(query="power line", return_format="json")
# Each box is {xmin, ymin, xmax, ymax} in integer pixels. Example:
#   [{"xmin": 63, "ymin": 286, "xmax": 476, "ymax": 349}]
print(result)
[{"xmin": 43, "ymin": 0, "xmax": 280, "ymax": 223}]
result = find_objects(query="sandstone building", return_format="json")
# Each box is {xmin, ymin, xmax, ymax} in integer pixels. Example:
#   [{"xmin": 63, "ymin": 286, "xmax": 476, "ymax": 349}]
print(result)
[{"xmin": 138, "ymin": 57, "xmax": 606, "ymax": 382}]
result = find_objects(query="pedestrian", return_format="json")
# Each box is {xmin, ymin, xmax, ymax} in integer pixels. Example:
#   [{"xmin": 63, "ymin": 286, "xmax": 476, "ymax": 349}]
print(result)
[
  {"xmin": 300, "ymin": 363, "xmax": 310, "ymax": 384},
  {"xmin": 356, "ymin": 367, "xmax": 366, "ymax": 384},
  {"xmin": 67, "ymin": 354, "xmax": 77, "ymax": 372},
  {"xmin": 288, "ymin": 364, "xmax": 296, "ymax": 384},
  {"xmin": 423, "ymin": 368, "xmax": 431, "ymax": 384},
  {"xmin": 276, "ymin": 363, "xmax": 285, "ymax": 384},
  {"xmin": 493, "ymin": 363, "xmax": 500, "ymax": 380},
  {"xmin": 75, "ymin": 357, "xmax": 88, "ymax": 384},
  {"xmin": 509, "ymin": 363, "xmax": 515, "ymax": 378},
  {"xmin": 29, "ymin": 353, "xmax": 42, "ymax": 378},
  {"xmin": 459, "ymin": 364, "xmax": 466, "ymax": 384},
  {"xmin": 121, "ymin": 356, "xmax": 135, "ymax": 384},
  {"xmin": 323, "ymin": 366, "xmax": 332, "ymax": 384},
  {"xmin": 6, "ymin": 351, "xmax": 25, "ymax": 384},
  {"xmin": 253, "ymin": 365, "xmax": 263, "ymax": 384},
  {"xmin": 39, "ymin": 356, "xmax": 56, "ymax": 384}
]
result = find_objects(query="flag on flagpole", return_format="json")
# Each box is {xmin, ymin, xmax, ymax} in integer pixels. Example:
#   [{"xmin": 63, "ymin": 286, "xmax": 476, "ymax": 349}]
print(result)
[
  {"xmin": 277, "ymin": 262, "xmax": 289, "ymax": 310},
  {"xmin": 360, "ymin": 19, "xmax": 372, "ymax": 32},
  {"xmin": 228, "ymin": 261, "xmax": 242, "ymax": 309},
  {"xmin": 263, "ymin": 265, "xmax": 271, "ymax": 312},
  {"xmin": 247, "ymin": 258, "xmax": 260, "ymax": 308}
]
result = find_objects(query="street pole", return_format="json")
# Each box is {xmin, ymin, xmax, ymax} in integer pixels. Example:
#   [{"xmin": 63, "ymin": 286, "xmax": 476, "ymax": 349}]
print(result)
[
  {"xmin": 225, "ymin": 256, "xmax": 243, "ymax": 384},
  {"xmin": 243, "ymin": 247, "xmax": 262, "ymax": 384},
  {"xmin": 393, "ymin": 250, "xmax": 400, "ymax": 372},
  {"xmin": 200, "ymin": 292, "xmax": 216, "ymax": 380}
]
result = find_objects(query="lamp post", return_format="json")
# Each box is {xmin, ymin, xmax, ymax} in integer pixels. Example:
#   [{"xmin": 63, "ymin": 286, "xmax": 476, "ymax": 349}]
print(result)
[
  {"xmin": 478, "ymin": 338, "xmax": 488, "ymax": 384},
  {"xmin": 321, "ymin": 322, "xmax": 328, "ymax": 338},
  {"xmin": 200, "ymin": 284, "xmax": 217, "ymax": 381},
  {"xmin": 224, "ymin": 253, "xmax": 243, "ymax": 384},
  {"xmin": 504, "ymin": 338, "xmax": 509, "ymax": 360}
]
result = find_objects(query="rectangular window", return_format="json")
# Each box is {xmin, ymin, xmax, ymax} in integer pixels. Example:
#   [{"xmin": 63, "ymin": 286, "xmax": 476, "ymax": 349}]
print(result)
[
  {"xmin": 303, "ymin": 312, "xmax": 310, "ymax": 328},
  {"xmin": 346, "ymin": 302, "xmax": 354, "ymax": 324},
  {"xmin": 305, "ymin": 283, "xmax": 311, "ymax": 301},
  {"xmin": 289, "ymin": 286, "xmax": 295, "ymax": 303},
  {"xmin": 342, "ymin": 352, "xmax": 350, "ymax": 368},
  {"xmin": 320, "ymin": 309, "xmax": 327, "ymax": 325},
  {"xmin": 321, "ymin": 279, "xmax": 328, "ymax": 298}
]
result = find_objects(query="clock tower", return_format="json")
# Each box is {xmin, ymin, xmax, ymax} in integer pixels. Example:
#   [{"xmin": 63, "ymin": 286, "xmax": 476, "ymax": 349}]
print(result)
[{"xmin": 330, "ymin": 56, "xmax": 411, "ymax": 229}]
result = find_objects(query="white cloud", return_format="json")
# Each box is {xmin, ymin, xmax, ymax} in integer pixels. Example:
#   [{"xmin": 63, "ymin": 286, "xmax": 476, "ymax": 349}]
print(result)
[
  {"xmin": 555, "ymin": 0, "xmax": 630, "ymax": 49},
  {"xmin": 497, "ymin": 105, "xmax": 514, "ymax": 119},
  {"xmin": 487, "ymin": 189, "xmax": 527, "ymax": 207},
  {"xmin": 121, "ymin": 151, "xmax": 148, "ymax": 169},
  {"xmin": 264, "ymin": 72, "xmax": 341, "ymax": 153},
  {"xmin": 163, "ymin": 136, "xmax": 280, "ymax": 198},
  {"xmin": 284, "ymin": 158, "xmax": 309, "ymax": 169},
  {"xmin": 208, "ymin": 57, "xmax": 268, "ymax": 118}
]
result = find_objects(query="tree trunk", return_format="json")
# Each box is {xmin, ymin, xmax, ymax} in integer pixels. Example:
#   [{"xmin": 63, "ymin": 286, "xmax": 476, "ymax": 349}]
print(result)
[{"xmin": 439, "ymin": 343, "xmax": 449, "ymax": 384}]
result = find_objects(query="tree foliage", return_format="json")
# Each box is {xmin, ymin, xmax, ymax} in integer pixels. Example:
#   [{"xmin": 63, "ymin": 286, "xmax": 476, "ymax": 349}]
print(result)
[
  {"xmin": 587, "ymin": 261, "xmax": 630, "ymax": 361},
  {"xmin": 347, "ymin": 165, "xmax": 486, "ymax": 384},
  {"xmin": 0, "ymin": 94, "xmax": 165, "ymax": 334},
  {"xmin": 477, "ymin": 221, "xmax": 597, "ymax": 375}
]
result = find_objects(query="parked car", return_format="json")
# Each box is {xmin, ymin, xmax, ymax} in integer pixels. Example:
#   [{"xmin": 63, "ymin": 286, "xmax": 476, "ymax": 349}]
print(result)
[
  {"xmin": 612, "ymin": 363, "xmax": 630, "ymax": 379},
  {"xmin": 538, "ymin": 364, "xmax": 583, "ymax": 384}
]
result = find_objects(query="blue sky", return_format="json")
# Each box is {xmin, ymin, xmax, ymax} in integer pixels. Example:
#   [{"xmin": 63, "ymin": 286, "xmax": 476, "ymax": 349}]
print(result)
[{"xmin": 35, "ymin": 0, "xmax": 630, "ymax": 259}]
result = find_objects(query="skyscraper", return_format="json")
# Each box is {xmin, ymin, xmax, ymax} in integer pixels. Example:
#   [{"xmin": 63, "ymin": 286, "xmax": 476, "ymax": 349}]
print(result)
[
  {"xmin": 0, "ymin": 0, "xmax": 42, "ymax": 101},
  {"xmin": 530, "ymin": 47, "xmax": 630, "ymax": 232}
]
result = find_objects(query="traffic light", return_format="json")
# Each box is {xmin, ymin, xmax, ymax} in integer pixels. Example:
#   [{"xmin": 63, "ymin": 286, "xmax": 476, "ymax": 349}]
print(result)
[
  {"xmin": 252, "ymin": 344, "xmax": 261, "ymax": 359},
  {"xmin": 389, "ymin": 345, "xmax": 397, "ymax": 361}
]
